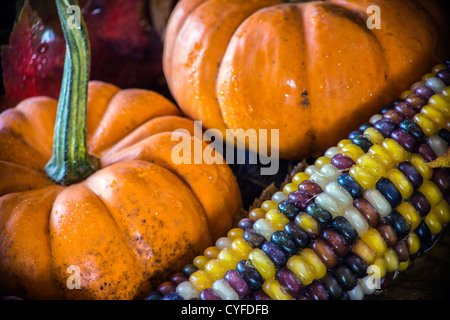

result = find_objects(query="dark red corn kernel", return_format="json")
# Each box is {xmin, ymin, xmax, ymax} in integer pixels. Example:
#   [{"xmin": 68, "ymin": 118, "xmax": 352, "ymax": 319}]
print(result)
[
  {"xmin": 236, "ymin": 260, "xmax": 264, "ymax": 292},
  {"xmin": 409, "ymin": 191, "xmax": 431, "ymax": 216},
  {"xmin": 352, "ymin": 135, "xmax": 373, "ymax": 153},
  {"xmin": 354, "ymin": 198, "xmax": 380, "ymax": 227},
  {"xmin": 182, "ymin": 264, "xmax": 198, "ymax": 277},
  {"xmin": 436, "ymin": 68, "xmax": 450, "ymax": 85},
  {"xmin": 390, "ymin": 129, "xmax": 416, "ymax": 152},
  {"xmin": 284, "ymin": 221, "xmax": 310, "ymax": 249},
  {"xmin": 253, "ymin": 291, "xmax": 271, "ymax": 300},
  {"xmin": 417, "ymin": 142, "xmax": 437, "ymax": 162},
  {"xmin": 224, "ymin": 270, "xmax": 251, "ymax": 298},
  {"xmin": 333, "ymin": 264, "xmax": 357, "ymax": 291},
  {"xmin": 158, "ymin": 281, "xmax": 176, "ymax": 296},
  {"xmin": 385, "ymin": 211, "xmax": 411, "ymax": 239},
  {"xmin": 278, "ymin": 200, "xmax": 301, "ymax": 221},
  {"xmin": 170, "ymin": 273, "xmax": 188, "ymax": 285},
  {"xmin": 415, "ymin": 222, "xmax": 433, "ymax": 250},
  {"xmin": 238, "ymin": 218, "xmax": 254, "ymax": 230},
  {"xmin": 297, "ymin": 180, "xmax": 323, "ymax": 198},
  {"xmin": 383, "ymin": 110, "xmax": 405, "ymax": 125},
  {"xmin": 200, "ymin": 289, "xmax": 222, "ymax": 300},
  {"xmin": 348, "ymin": 129, "xmax": 364, "ymax": 140},
  {"xmin": 376, "ymin": 177, "xmax": 403, "ymax": 208},
  {"xmin": 243, "ymin": 229, "xmax": 265, "ymax": 248},
  {"xmin": 343, "ymin": 254, "xmax": 368, "ymax": 278},
  {"xmin": 271, "ymin": 230, "xmax": 297, "ymax": 256},
  {"xmin": 287, "ymin": 191, "xmax": 313, "ymax": 211},
  {"xmin": 380, "ymin": 273, "xmax": 395, "ymax": 290},
  {"xmin": 376, "ymin": 220, "xmax": 398, "ymax": 247},
  {"xmin": 439, "ymin": 128, "xmax": 450, "ymax": 143},
  {"xmin": 398, "ymin": 162, "xmax": 423, "ymax": 189},
  {"xmin": 405, "ymin": 94, "xmax": 427, "ymax": 111},
  {"xmin": 394, "ymin": 102, "xmax": 417, "ymax": 118},
  {"xmin": 431, "ymin": 168, "xmax": 450, "ymax": 194},
  {"xmin": 414, "ymin": 85, "xmax": 435, "ymax": 100},
  {"xmin": 374, "ymin": 119, "xmax": 397, "ymax": 138},
  {"xmin": 307, "ymin": 281, "xmax": 329, "ymax": 300},
  {"xmin": 321, "ymin": 274, "xmax": 344, "ymax": 300},
  {"xmin": 321, "ymin": 229, "xmax": 349, "ymax": 257},
  {"xmin": 262, "ymin": 241, "xmax": 288, "ymax": 267},
  {"xmin": 311, "ymin": 239, "xmax": 338, "ymax": 269},
  {"xmin": 145, "ymin": 291, "xmax": 162, "ymax": 300},
  {"xmin": 394, "ymin": 240, "xmax": 410, "ymax": 262},
  {"xmin": 276, "ymin": 267, "xmax": 304, "ymax": 297},
  {"xmin": 331, "ymin": 153, "xmax": 355, "ymax": 171}
]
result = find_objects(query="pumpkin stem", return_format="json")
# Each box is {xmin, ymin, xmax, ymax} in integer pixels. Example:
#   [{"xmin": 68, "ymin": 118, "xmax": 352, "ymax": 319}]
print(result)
[{"xmin": 45, "ymin": 0, "xmax": 99, "ymax": 185}]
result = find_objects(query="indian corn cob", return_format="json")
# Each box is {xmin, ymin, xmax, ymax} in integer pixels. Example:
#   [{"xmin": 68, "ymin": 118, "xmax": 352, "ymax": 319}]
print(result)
[{"xmin": 148, "ymin": 62, "xmax": 450, "ymax": 300}]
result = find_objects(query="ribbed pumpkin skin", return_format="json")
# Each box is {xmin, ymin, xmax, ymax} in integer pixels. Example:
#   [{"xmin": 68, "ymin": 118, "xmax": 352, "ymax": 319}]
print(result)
[
  {"xmin": 0, "ymin": 81, "xmax": 242, "ymax": 299},
  {"xmin": 163, "ymin": 0, "xmax": 449, "ymax": 159}
]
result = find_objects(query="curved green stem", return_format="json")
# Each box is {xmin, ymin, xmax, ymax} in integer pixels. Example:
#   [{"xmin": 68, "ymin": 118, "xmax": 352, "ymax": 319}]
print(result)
[{"xmin": 45, "ymin": 0, "xmax": 99, "ymax": 185}]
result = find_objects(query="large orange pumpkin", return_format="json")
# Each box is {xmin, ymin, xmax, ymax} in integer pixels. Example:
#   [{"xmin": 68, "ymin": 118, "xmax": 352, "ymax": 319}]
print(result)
[
  {"xmin": 0, "ymin": 0, "xmax": 241, "ymax": 300},
  {"xmin": 163, "ymin": 0, "xmax": 449, "ymax": 159}
]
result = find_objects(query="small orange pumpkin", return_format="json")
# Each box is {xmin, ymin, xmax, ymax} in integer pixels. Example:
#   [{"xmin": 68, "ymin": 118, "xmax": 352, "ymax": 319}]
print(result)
[
  {"xmin": 163, "ymin": 0, "xmax": 449, "ymax": 159},
  {"xmin": 0, "ymin": 0, "xmax": 241, "ymax": 300}
]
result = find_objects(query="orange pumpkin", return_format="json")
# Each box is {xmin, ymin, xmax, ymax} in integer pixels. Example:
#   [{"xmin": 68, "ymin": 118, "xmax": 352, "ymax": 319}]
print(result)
[
  {"xmin": 0, "ymin": 0, "xmax": 241, "ymax": 300},
  {"xmin": 163, "ymin": 0, "xmax": 449, "ymax": 159}
]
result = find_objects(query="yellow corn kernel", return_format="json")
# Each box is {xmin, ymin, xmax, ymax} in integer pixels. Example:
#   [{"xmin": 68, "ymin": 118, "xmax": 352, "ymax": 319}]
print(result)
[
  {"xmin": 373, "ymin": 257, "xmax": 387, "ymax": 278},
  {"xmin": 408, "ymin": 154, "xmax": 433, "ymax": 181},
  {"xmin": 352, "ymin": 239, "xmax": 377, "ymax": 265},
  {"xmin": 396, "ymin": 202, "xmax": 421, "ymax": 229},
  {"xmin": 421, "ymin": 73, "xmax": 434, "ymax": 82},
  {"xmin": 204, "ymin": 246, "xmax": 220, "ymax": 259},
  {"xmin": 414, "ymin": 113, "xmax": 439, "ymax": 136},
  {"xmin": 387, "ymin": 168, "xmax": 413, "ymax": 199},
  {"xmin": 301, "ymin": 248, "xmax": 327, "ymax": 280},
  {"xmin": 368, "ymin": 144, "xmax": 394, "ymax": 168},
  {"xmin": 357, "ymin": 154, "xmax": 387, "ymax": 177},
  {"xmin": 401, "ymin": 90, "xmax": 413, "ymax": 100},
  {"xmin": 428, "ymin": 94, "xmax": 450, "ymax": 116},
  {"xmin": 382, "ymin": 139, "xmax": 408, "ymax": 163},
  {"xmin": 249, "ymin": 249, "xmax": 276, "ymax": 280},
  {"xmin": 193, "ymin": 255, "xmax": 209, "ymax": 270},
  {"xmin": 407, "ymin": 232, "xmax": 420, "ymax": 255},
  {"xmin": 338, "ymin": 139, "xmax": 353, "ymax": 149},
  {"xmin": 249, "ymin": 208, "xmax": 266, "ymax": 221},
  {"xmin": 263, "ymin": 280, "xmax": 292, "ymax": 300},
  {"xmin": 424, "ymin": 213, "xmax": 443, "ymax": 235},
  {"xmin": 283, "ymin": 183, "xmax": 298, "ymax": 194},
  {"xmin": 261, "ymin": 200, "xmax": 278, "ymax": 212},
  {"xmin": 442, "ymin": 86, "xmax": 450, "ymax": 98},
  {"xmin": 384, "ymin": 248, "xmax": 399, "ymax": 273},
  {"xmin": 433, "ymin": 200, "xmax": 450, "ymax": 224},
  {"xmin": 292, "ymin": 172, "xmax": 310, "ymax": 185},
  {"xmin": 349, "ymin": 165, "xmax": 378, "ymax": 189},
  {"xmin": 361, "ymin": 228, "xmax": 387, "ymax": 257},
  {"xmin": 296, "ymin": 213, "xmax": 320, "ymax": 235},
  {"xmin": 227, "ymin": 228, "xmax": 244, "ymax": 240},
  {"xmin": 364, "ymin": 127, "xmax": 385, "ymax": 145},
  {"xmin": 398, "ymin": 259, "xmax": 410, "ymax": 272},
  {"xmin": 266, "ymin": 209, "xmax": 290, "ymax": 231},
  {"xmin": 432, "ymin": 64, "xmax": 447, "ymax": 74},
  {"xmin": 421, "ymin": 105, "xmax": 447, "ymax": 128},
  {"xmin": 419, "ymin": 181, "xmax": 443, "ymax": 206},
  {"xmin": 341, "ymin": 144, "xmax": 365, "ymax": 162},
  {"xmin": 189, "ymin": 270, "xmax": 214, "ymax": 291},
  {"xmin": 315, "ymin": 156, "xmax": 331, "ymax": 168},
  {"xmin": 230, "ymin": 238, "xmax": 253, "ymax": 259},
  {"xmin": 204, "ymin": 259, "xmax": 228, "ymax": 280},
  {"xmin": 217, "ymin": 248, "xmax": 240, "ymax": 270},
  {"xmin": 287, "ymin": 255, "xmax": 314, "ymax": 286}
]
